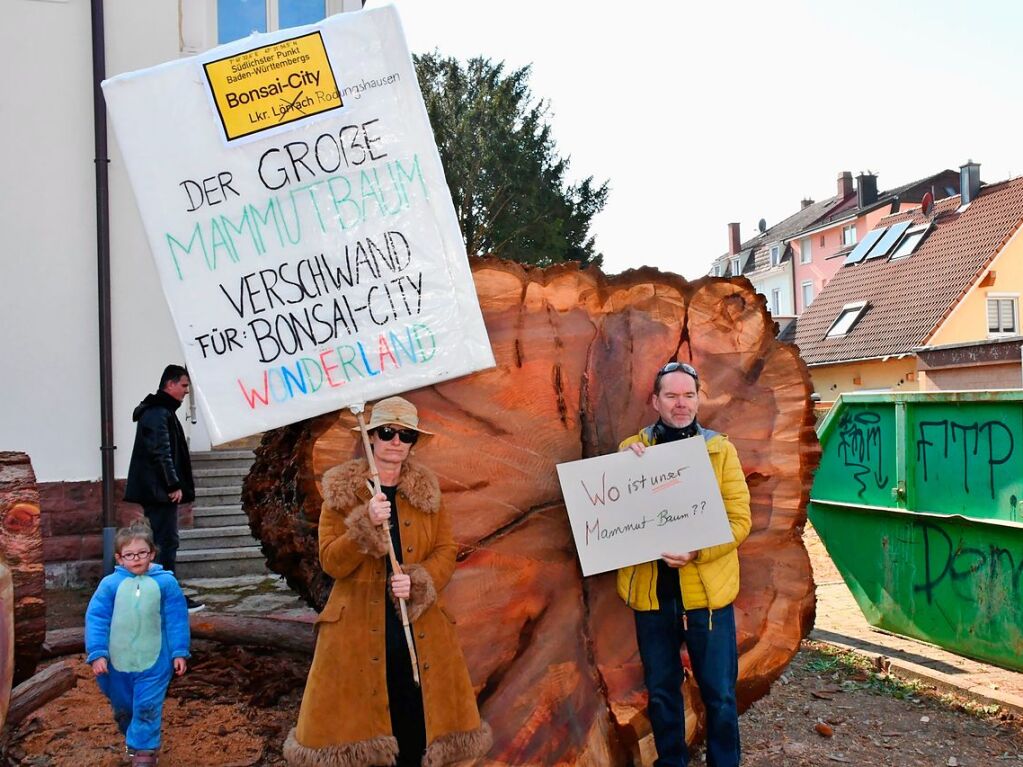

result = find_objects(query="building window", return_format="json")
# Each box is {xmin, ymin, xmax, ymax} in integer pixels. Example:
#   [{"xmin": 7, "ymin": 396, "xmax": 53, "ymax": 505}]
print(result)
[
  {"xmin": 889, "ymin": 223, "xmax": 931, "ymax": 260},
  {"xmin": 731, "ymin": 257, "xmax": 741, "ymax": 276},
  {"xmin": 218, "ymin": 0, "xmax": 327, "ymax": 44},
  {"xmin": 770, "ymin": 288, "xmax": 781, "ymax": 315},
  {"xmin": 801, "ymin": 280, "xmax": 814, "ymax": 309},
  {"xmin": 820, "ymin": 234, "xmax": 825, "ymax": 247},
  {"xmin": 826, "ymin": 301, "xmax": 868, "ymax": 338},
  {"xmin": 770, "ymin": 245, "xmax": 781, "ymax": 267},
  {"xmin": 181, "ymin": 0, "xmax": 355, "ymax": 54},
  {"xmin": 988, "ymin": 296, "xmax": 1019, "ymax": 335},
  {"xmin": 800, "ymin": 238, "xmax": 812, "ymax": 264},
  {"xmin": 842, "ymin": 224, "xmax": 857, "ymax": 246}
]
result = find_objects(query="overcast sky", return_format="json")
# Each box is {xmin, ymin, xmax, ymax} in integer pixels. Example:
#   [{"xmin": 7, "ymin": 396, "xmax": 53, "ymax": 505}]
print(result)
[{"xmin": 367, "ymin": 0, "xmax": 1023, "ymax": 279}]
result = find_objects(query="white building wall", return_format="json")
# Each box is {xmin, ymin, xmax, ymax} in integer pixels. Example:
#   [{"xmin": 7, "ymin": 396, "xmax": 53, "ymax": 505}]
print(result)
[
  {"xmin": 2, "ymin": 1, "xmax": 189, "ymax": 482},
  {"xmin": 751, "ymin": 268, "xmax": 794, "ymax": 317}
]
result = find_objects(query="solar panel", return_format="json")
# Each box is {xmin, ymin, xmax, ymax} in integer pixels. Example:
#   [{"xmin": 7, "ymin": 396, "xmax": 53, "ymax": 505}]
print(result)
[
  {"xmin": 844, "ymin": 227, "xmax": 887, "ymax": 265},
  {"xmin": 864, "ymin": 221, "xmax": 913, "ymax": 261}
]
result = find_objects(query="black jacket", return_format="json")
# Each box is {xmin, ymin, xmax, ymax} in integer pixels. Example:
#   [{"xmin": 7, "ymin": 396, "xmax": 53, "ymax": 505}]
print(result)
[{"xmin": 124, "ymin": 390, "xmax": 195, "ymax": 505}]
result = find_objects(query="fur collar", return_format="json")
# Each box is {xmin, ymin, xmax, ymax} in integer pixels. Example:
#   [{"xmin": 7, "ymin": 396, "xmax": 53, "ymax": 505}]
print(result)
[{"xmin": 320, "ymin": 458, "xmax": 441, "ymax": 513}]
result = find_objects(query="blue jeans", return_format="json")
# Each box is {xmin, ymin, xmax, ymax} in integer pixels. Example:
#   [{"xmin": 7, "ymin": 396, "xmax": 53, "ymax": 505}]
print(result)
[{"xmin": 634, "ymin": 600, "xmax": 740, "ymax": 767}]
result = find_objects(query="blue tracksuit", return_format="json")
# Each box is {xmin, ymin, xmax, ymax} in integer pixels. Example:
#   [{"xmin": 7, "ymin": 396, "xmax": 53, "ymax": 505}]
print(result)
[{"xmin": 85, "ymin": 563, "xmax": 190, "ymax": 751}]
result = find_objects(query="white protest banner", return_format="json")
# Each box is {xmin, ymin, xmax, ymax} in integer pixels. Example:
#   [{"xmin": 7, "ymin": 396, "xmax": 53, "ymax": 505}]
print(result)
[
  {"xmin": 556, "ymin": 438, "xmax": 734, "ymax": 576},
  {"xmin": 102, "ymin": 7, "xmax": 494, "ymax": 444}
]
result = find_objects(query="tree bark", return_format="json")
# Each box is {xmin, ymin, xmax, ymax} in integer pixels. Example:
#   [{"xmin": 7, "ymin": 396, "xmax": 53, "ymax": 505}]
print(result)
[
  {"xmin": 244, "ymin": 260, "xmax": 820, "ymax": 764},
  {"xmin": 189, "ymin": 613, "xmax": 315, "ymax": 655},
  {"xmin": 0, "ymin": 555, "xmax": 12, "ymax": 730},
  {"xmin": 0, "ymin": 452, "xmax": 45, "ymax": 686},
  {"xmin": 5, "ymin": 660, "xmax": 76, "ymax": 729}
]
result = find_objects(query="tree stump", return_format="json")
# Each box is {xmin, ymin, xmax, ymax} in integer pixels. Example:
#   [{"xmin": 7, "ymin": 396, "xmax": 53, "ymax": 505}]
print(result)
[
  {"xmin": 0, "ymin": 452, "xmax": 45, "ymax": 686},
  {"xmin": 244, "ymin": 259, "xmax": 819, "ymax": 764}
]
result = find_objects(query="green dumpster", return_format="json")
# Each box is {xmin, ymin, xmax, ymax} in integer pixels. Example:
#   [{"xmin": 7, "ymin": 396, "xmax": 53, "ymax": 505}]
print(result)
[{"xmin": 809, "ymin": 391, "xmax": 1023, "ymax": 671}]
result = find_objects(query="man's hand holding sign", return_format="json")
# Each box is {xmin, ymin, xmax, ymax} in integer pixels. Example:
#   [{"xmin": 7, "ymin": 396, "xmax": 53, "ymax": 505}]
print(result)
[{"xmin": 558, "ymin": 360, "xmax": 751, "ymax": 767}]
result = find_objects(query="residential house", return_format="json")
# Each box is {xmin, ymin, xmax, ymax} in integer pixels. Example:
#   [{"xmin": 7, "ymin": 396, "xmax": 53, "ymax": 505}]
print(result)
[
  {"xmin": 792, "ymin": 163, "xmax": 1023, "ymax": 403},
  {"xmin": 710, "ymin": 196, "xmax": 847, "ymax": 332},
  {"xmin": 711, "ymin": 168, "xmax": 960, "ymax": 327},
  {"xmin": 791, "ymin": 169, "xmax": 961, "ymax": 314}
]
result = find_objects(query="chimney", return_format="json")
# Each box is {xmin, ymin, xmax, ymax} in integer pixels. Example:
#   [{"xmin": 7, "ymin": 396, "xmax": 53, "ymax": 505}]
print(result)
[
  {"xmin": 857, "ymin": 172, "xmax": 878, "ymax": 208},
  {"xmin": 801, "ymin": 198, "xmax": 814, "ymax": 210},
  {"xmin": 728, "ymin": 222, "xmax": 741, "ymax": 256},
  {"xmin": 960, "ymin": 160, "xmax": 981, "ymax": 205},
  {"xmin": 837, "ymin": 171, "xmax": 854, "ymax": 199}
]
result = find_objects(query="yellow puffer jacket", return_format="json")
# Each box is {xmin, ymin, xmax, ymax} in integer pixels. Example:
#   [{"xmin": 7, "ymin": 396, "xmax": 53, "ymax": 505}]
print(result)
[{"xmin": 616, "ymin": 425, "xmax": 751, "ymax": 612}]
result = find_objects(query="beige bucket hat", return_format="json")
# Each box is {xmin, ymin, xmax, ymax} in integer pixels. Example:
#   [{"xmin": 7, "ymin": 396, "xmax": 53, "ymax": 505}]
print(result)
[{"xmin": 354, "ymin": 396, "xmax": 435, "ymax": 435}]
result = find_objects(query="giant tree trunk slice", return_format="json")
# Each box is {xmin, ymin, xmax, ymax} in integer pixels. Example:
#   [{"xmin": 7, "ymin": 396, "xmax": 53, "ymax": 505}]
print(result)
[
  {"xmin": 0, "ymin": 452, "xmax": 45, "ymax": 687},
  {"xmin": 244, "ymin": 259, "xmax": 819, "ymax": 764}
]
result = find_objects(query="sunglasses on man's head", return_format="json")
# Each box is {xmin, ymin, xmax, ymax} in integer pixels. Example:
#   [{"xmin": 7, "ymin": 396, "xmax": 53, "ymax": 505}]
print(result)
[
  {"xmin": 374, "ymin": 426, "xmax": 420, "ymax": 445},
  {"xmin": 655, "ymin": 361, "xmax": 699, "ymax": 383}
]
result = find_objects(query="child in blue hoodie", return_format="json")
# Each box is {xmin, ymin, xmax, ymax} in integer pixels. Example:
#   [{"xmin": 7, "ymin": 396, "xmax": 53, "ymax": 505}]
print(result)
[{"xmin": 85, "ymin": 520, "xmax": 190, "ymax": 766}]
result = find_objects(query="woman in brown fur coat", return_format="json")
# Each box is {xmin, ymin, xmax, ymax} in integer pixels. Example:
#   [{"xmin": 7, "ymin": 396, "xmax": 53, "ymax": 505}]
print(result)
[{"xmin": 284, "ymin": 397, "xmax": 491, "ymax": 767}]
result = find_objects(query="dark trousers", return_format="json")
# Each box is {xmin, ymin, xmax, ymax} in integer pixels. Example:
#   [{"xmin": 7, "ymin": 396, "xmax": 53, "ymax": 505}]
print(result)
[
  {"xmin": 634, "ymin": 600, "xmax": 740, "ymax": 767},
  {"xmin": 386, "ymin": 602, "xmax": 425, "ymax": 766},
  {"xmin": 142, "ymin": 503, "xmax": 179, "ymax": 574}
]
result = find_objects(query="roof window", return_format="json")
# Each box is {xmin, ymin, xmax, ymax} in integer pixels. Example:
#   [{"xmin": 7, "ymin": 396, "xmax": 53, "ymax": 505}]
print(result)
[{"xmin": 825, "ymin": 301, "xmax": 868, "ymax": 338}]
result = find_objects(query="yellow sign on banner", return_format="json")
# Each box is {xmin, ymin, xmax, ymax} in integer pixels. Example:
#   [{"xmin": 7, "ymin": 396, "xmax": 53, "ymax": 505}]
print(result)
[{"xmin": 203, "ymin": 31, "xmax": 343, "ymax": 141}]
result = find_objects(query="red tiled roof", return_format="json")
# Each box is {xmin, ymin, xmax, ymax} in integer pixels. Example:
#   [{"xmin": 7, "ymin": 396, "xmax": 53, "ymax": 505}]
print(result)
[{"xmin": 792, "ymin": 176, "xmax": 1023, "ymax": 366}]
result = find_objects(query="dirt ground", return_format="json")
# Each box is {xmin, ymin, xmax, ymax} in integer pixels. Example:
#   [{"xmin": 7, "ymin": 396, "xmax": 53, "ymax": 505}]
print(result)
[
  {"xmin": 5, "ymin": 531, "xmax": 1023, "ymax": 766},
  {"xmin": 7, "ymin": 638, "xmax": 1023, "ymax": 766}
]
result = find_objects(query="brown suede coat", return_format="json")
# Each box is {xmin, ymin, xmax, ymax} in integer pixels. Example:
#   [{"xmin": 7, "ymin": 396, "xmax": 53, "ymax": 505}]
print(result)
[{"xmin": 284, "ymin": 459, "xmax": 491, "ymax": 767}]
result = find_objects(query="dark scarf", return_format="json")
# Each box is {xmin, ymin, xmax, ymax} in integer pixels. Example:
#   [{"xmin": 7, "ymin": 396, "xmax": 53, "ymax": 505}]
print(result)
[
  {"xmin": 652, "ymin": 417, "xmax": 699, "ymax": 608},
  {"xmin": 652, "ymin": 417, "xmax": 700, "ymax": 444}
]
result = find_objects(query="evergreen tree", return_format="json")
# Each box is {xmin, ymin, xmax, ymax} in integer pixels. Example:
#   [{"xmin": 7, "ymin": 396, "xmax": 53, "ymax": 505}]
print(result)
[{"xmin": 414, "ymin": 52, "xmax": 609, "ymax": 268}]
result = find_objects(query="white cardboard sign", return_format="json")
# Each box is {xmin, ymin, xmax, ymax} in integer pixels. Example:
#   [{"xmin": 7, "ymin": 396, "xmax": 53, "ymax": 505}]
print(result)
[
  {"xmin": 102, "ymin": 7, "xmax": 494, "ymax": 444},
  {"xmin": 557, "ymin": 438, "xmax": 734, "ymax": 576}
]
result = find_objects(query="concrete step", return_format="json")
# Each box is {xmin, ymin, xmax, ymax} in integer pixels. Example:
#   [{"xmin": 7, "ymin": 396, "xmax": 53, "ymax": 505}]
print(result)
[
  {"xmin": 194, "ymin": 485, "xmax": 243, "ymax": 506},
  {"xmin": 175, "ymin": 546, "xmax": 267, "ymax": 578},
  {"xmin": 179, "ymin": 525, "xmax": 255, "ymax": 551},
  {"xmin": 193, "ymin": 467, "xmax": 251, "ymax": 487},
  {"xmin": 190, "ymin": 450, "xmax": 256, "ymax": 470},
  {"xmin": 192, "ymin": 505, "xmax": 249, "ymax": 527}
]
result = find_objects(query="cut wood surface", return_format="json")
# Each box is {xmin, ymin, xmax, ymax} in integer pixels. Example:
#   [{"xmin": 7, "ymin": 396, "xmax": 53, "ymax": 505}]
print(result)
[
  {"xmin": 0, "ymin": 554, "xmax": 12, "ymax": 730},
  {"xmin": 244, "ymin": 260, "xmax": 820, "ymax": 764},
  {"xmin": 5, "ymin": 660, "xmax": 76, "ymax": 729},
  {"xmin": 0, "ymin": 452, "xmax": 45, "ymax": 686}
]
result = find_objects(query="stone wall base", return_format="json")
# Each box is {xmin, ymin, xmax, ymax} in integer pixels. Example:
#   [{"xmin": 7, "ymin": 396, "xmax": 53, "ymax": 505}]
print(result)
[{"xmin": 39, "ymin": 478, "xmax": 193, "ymax": 588}]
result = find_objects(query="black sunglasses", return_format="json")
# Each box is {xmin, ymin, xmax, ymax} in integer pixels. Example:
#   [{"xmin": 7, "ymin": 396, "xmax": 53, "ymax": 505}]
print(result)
[
  {"xmin": 655, "ymin": 361, "xmax": 699, "ymax": 383},
  {"xmin": 374, "ymin": 426, "xmax": 420, "ymax": 445}
]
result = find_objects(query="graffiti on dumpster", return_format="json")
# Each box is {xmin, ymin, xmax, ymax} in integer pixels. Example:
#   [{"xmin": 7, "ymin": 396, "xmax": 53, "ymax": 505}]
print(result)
[
  {"xmin": 916, "ymin": 419, "xmax": 1014, "ymax": 500},
  {"xmin": 911, "ymin": 519, "xmax": 1023, "ymax": 614},
  {"xmin": 836, "ymin": 410, "xmax": 889, "ymax": 498}
]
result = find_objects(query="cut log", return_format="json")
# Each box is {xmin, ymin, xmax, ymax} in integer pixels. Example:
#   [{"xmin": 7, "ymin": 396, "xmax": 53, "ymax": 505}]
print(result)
[
  {"xmin": 5, "ymin": 660, "xmax": 76, "ymax": 729},
  {"xmin": 0, "ymin": 554, "xmax": 12, "ymax": 730},
  {"xmin": 41, "ymin": 628, "xmax": 85, "ymax": 660},
  {"xmin": 189, "ymin": 613, "xmax": 315, "ymax": 655},
  {"xmin": 0, "ymin": 452, "xmax": 45, "ymax": 685},
  {"xmin": 244, "ymin": 260, "xmax": 820, "ymax": 764}
]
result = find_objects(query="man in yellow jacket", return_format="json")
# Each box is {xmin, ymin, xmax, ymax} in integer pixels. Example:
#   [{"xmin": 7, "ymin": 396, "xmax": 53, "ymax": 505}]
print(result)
[{"xmin": 617, "ymin": 361, "xmax": 751, "ymax": 767}]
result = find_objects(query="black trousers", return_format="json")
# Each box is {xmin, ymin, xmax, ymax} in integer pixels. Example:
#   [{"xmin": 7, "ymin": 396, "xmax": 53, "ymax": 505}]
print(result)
[
  {"xmin": 385, "ymin": 602, "xmax": 425, "ymax": 766},
  {"xmin": 142, "ymin": 502, "xmax": 179, "ymax": 574}
]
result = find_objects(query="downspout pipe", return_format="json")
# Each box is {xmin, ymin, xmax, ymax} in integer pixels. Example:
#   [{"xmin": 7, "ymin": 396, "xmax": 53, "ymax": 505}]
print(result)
[{"xmin": 91, "ymin": 0, "xmax": 117, "ymax": 574}]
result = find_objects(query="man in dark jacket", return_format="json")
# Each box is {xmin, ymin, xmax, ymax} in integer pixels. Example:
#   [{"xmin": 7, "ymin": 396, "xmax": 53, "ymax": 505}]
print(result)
[{"xmin": 124, "ymin": 364, "xmax": 203, "ymax": 611}]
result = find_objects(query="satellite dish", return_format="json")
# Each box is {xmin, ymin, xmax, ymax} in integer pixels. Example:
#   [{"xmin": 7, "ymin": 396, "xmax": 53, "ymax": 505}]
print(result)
[
  {"xmin": 921, "ymin": 191, "xmax": 934, "ymax": 216},
  {"xmin": 758, "ymin": 218, "xmax": 767, "ymax": 233}
]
